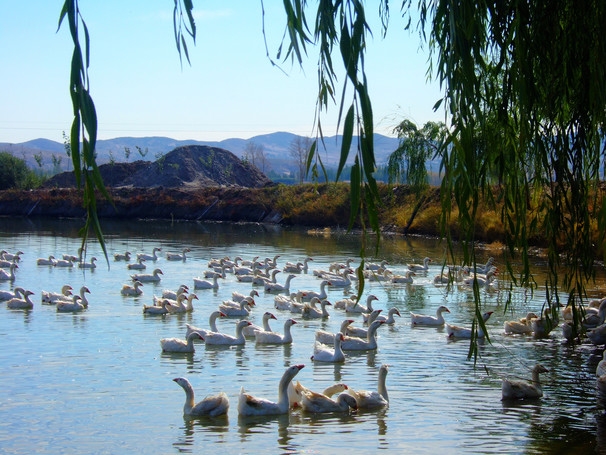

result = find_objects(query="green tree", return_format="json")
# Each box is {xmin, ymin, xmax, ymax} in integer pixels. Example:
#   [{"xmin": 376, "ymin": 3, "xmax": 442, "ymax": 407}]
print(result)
[
  {"xmin": 0, "ymin": 152, "xmax": 33, "ymax": 190},
  {"xmin": 62, "ymin": 131, "xmax": 72, "ymax": 171},
  {"xmin": 388, "ymin": 120, "xmax": 447, "ymax": 234},
  {"xmin": 388, "ymin": 120, "xmax": 446, "ymax": 190},
  {"xmin": 51, "ymin": 154, "xmax": 63, "ymax": 175},
  {"xmin": 34, "ymin": 153, "xmax": 43, "ymax": 170},
  {"xmin": 135, "ymin": 146, "xmax": 148, "ymax": 159}
]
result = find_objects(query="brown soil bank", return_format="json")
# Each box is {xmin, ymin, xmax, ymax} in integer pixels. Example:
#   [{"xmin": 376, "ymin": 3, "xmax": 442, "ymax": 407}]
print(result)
[
  {"xmin": 0, "ymin": 183, "xmax": 507, "ymax": 244},
  {"xmin": 0, "ymin": 144, "xmax": 552, "ymax": 246}
]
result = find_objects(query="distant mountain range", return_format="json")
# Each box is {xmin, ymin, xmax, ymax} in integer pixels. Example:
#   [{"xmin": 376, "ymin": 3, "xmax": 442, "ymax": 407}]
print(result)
[{"xmin": 0, "ymin": 132, "xmax": 402, "ymax": 175}]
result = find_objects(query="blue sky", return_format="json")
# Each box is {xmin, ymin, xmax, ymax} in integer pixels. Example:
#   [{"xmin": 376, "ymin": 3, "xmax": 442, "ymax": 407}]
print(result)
[{"xmin": 0, "ymin": 1, "xmax": 445, "ymax": 144}]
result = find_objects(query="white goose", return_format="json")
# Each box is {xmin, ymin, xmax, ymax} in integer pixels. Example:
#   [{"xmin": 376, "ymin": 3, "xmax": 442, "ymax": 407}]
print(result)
[
  {"xmin": 288, "ymin": 381, "xmax": 349, "ymax": 408},
  {"xmin": 315, "ymin": 319, "xmax": 355, "ymax": 345},
  {"xmin": 376, "ymin": 307, "xmax": 402, "ymax": 324},
  {"xmin": 160, "ymin": 284, "xmax": 188, "ymax": 301},
  {"xmin": 582, "ymin": 300, "xmax": 606, "ymax": 329},
  {"xmin": 503, "ymin": 312, "xmax": 538, "ymax": 335},
  {"xmin": 78, "ymin": 257, "xmax": 97, "ymax": 269},
  {"xmin": 7, "ymin": 289, "xmax": 35, "ymax": 310},
  {"xmin": 36, "ymin": 255, "xmax": 56, "ymax": 266},
  {"xmin": 531, "ymin": 310, "xmax": 557, "ymax": 339},
  {"xmin": 120, "ymin": 280, "xmax": 144, "ymax": 296},
  {"xmin": 193, "ymin": 273, "xmax": 221, "ymax": 290},
  {"xmin": 56, "ymin": 295, "xmax": 87, "ymax": 312},
  {"xmin": 232, "ymin": 289, "xmax": 259, "ymax": 303},
  {"xmin": 173, "ymin": 377, "xmax": 229, "ymax": 417},
  {"xmin": 311, "ymin": 333, "xmax": 345, "ymax": 363},
  {"xmin": 242, "ymin": 311, "xmax": 277, "ymax": 337},
  {"xmin": 185, "ymin": 311, "xmax": 227, "ymax": 338},
  {"xmin": 283, "ymin": 257, "xmax": 313, "ymax": 273},
  {"xmin": 300, "ymin": 389, "xmax": 358, "ymax": 413},
  {"xmin": 327, "ymin": 270, "xmax": 353, "ymax": 287},
  {"xmin": 238, "ymin": 364, "xmax": 305, "ymax": 416},
  {"xmin": 156, "ymin": 292, "xmax": 187, "ymax": 310},
  {"xmin": 283, "ymin": 262, "xmax": 304, "ymax": 274},
  {"xmin": 341, "ymin": 320, "xmax": 385, "ymax": 350},
  {"xmin": 251, "ymin": 269, "xmax": 280, "ymax": 286},
  {"xmin": 346, "ymin": 310, "xmax": 382, "ymax": 338},
  {"xmin": 0, "ymin": 286, "xmax": 26, "ymax": 302},
  {"xmin": 113, "ymin": 251, "xmax": 131, "ymax": 261},
  {"xmin": 166, "ymin": 248, "xmax": 191, "ymax": 261},
  {"xmin": 346, "ymin": 294, "xmax": 379, "ymax": 314},
  {"xmin": 288, "ymin": 292, "xmax": 314, "ymax": 314},
  {"xmin": 237, "ymin": 256, "xmax": 259, "ymax": 268},
  {"xmin": 264, "ymin": 274, "xmax": 296, "ymax": 294},
  {"xmin": 218, "ymin": 296, "xmax": 255, "ymax": 317},
  {"xmin": 61, "ymin": 252, "xmax": 79, "ymax": 262},
  {"xmin": 204, "ymin": 266, "xmax": 226, "ymax": 279},
  {"xmin": 333, "ymin": 294, "xmax": 357, "ymax": 310},
  {"xmin": 203, "ymin": 320, "xmax": 251, "ymax": 346},
  {"xmin": 347, "ymin": 364, "xmax": 389, "ymax": 409},
  {"xmin": 0, "ymin": 263, "xmax": 18, "ymax": 281},
  {"xmin": 127, "ymin": 258, "xmax": 147, "ymax": 270},
  {"xmin": 55, "ymin": 285, "xmax": 91, "ymax": 306},
  {"xmin": 329, "ymin": 258, "xmax": 355, "ymax": 273},
  {"xmin": 411, "ymin": 305, "xmax": 451, "ymax": 326},
  {"xmin": 131, "ymin": 268, "xmax": 163, "ymax": 283},
  {"xmin": 2, "ymin": 250, "xmax": 23, "ymax": 261},
  {"xmin": 408, "ymin": 257, "xmax": 432, "ymax": 272},
  {"xmin": 0, "ymin": 257, "xmax": 17, "ymax": 268},
  {"xmin": 41, "ymin": 285, "xmax": 73, "ymax": 304},
  {"xmin": 255, "ymin": 318, "xmax": 297, "ymax": 344},
  {"xmin": 597, "ymin": 351, "xmax": 606, "ymax": 377},
  {"xmin": 446, "ymin": 311, "xmax": 493, "ymax": 339},
  {"xmin": 501, "ymin": 364, "xmax": 549, "ymax": 400},
  {"xmin": 161, "ymin": 332, "xmax": 203, "ymax": 353},
  {"xmin": 588, "ymin": 323, "xmax": 606, "ymax": 346},
  {"xmin": 167, "ymin": 294, "xmax": 198, "ymax": 314},
  {"xmin": 143, "ymin": 300, "xmax": 171, "ymax": 315},
  {"xmin": 298, "ymin": 280, "xmax": 331, "ymax": 302},
  {"xmin": 302, "ymin": 299, "xmax": 332, "ymax": 319},
  {"xmin": 53, "ymin": 258, "xmax": 74, "ymax": 267},
  {"xmin": 365, "ymin": 259, "xmax": 388, "ymax": 271},
  {"xmin": 462, "ymin": 267, "xmax": 498, "ymax": 287},
  {"xmin": 474, "ymin": 257, "xmax": 495, "ymax": 274},
  {"xmin": 137, "ymin": 247, "xmax": 162, "ymax": 261},
  {"xmin": 391, "ymin": 270, "xmax": 416, "ymax": 284}
]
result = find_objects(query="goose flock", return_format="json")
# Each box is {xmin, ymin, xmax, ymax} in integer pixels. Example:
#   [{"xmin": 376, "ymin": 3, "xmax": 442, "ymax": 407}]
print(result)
[{"xmin": 4, "ymin": 243, "xmax": 606, "ymax": 426}]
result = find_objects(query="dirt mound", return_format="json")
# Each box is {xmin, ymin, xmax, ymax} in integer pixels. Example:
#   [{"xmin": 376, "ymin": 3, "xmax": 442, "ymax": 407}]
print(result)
[{"xmin": 43, "ymin": 145, "xmax": 273, "ymax": 189}]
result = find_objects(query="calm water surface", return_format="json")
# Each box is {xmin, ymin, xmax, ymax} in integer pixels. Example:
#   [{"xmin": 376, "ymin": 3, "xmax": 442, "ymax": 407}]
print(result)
[{"xmin": 1, "ymin": 218, "xmax": 606, "ymax": 454}]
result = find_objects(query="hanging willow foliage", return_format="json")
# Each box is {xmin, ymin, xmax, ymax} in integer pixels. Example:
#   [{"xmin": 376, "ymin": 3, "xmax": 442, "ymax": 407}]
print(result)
[
  {"xmin": 275, "ymin": 0, "xmax": 606, "ymax": 357},
  {"xmin": 58, "ymin": 1, "xmax": 606, "ymax": 356},
  {"xmin": 57, "ymin": 0, "xmax": 196, "ymax": 266}
]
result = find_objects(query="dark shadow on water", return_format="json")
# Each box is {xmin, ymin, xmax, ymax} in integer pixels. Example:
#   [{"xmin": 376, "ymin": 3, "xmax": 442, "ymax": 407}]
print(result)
[
  {"xmin": 173, "ymin": 414, "xmax": 230, "ymax": 454},
  {"xmin": 237, "ymin": 413, "xmax": 290, "ymax": 441}
]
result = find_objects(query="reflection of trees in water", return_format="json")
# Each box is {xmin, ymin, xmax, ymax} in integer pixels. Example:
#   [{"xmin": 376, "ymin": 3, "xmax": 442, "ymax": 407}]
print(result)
[{"xmin": 384, "ymin": 283, "xmax": 427, "ymax": 313}]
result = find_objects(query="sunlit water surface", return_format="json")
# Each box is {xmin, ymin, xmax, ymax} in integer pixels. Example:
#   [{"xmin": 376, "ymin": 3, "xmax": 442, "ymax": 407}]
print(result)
[{"xmin": 1, "ymin": 218, "xmax": 606, "ymax": 454}]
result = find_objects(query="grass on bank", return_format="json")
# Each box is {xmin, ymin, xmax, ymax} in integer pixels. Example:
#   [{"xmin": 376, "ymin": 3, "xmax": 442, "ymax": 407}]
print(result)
[{"xmin": 2, "ymin": 181, "xmax": 603, "ymax": 255}]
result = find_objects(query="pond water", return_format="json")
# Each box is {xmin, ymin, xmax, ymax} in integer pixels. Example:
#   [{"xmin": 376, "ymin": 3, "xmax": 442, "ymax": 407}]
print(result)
[{"xmin": 1, "ymin": 217, "xmax": 606, "ymax": 454}]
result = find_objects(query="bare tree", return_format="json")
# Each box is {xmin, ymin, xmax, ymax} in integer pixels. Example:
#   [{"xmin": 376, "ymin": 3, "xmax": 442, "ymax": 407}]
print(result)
[
  {"xmin": 243, "ymin": 141, "xmax": 268, "ymax": 172},
  {"xmin": 289, "ymin": 136, "xmax": 313, "ymax": 184}
]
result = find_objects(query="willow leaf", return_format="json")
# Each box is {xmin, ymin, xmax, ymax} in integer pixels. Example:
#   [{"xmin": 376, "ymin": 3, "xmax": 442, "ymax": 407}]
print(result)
[
  {"xmin": 349, "ymin": 159, "xmax": 361, "ymax": 229},
  {"xmin": 336, "ymin": 105, "xmax": 354, "ymax": 181}
]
